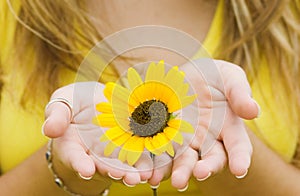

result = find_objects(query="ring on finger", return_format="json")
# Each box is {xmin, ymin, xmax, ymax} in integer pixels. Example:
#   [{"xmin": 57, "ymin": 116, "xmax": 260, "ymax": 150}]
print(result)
[{"xmin": 45, "ymin": 98, "xmax": 74, "ymax": 122}]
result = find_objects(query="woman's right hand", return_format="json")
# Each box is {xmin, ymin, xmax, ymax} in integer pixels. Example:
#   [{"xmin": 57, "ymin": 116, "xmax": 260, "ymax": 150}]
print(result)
[{"xmin": 42, "ymin": 82, "xmax": 153, "ymax": 192}]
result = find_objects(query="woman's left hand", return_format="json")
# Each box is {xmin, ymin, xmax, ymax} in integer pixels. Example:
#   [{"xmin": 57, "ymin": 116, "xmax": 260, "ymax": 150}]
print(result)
[{"xmin": 169, "ymin": 59, "xmax": 260, "ymax": 190}]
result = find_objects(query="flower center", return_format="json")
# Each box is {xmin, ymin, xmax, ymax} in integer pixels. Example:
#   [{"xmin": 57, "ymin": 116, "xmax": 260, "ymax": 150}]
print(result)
[{"xmin": 129, "ymin": 100, "xmax": 170, "ymax": 137}]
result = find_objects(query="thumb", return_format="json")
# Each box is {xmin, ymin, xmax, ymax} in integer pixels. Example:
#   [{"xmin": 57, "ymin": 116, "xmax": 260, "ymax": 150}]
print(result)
[
  {"xmin": 42, "ymin": 98, "xmax": 73, "ymax": 138},
  {"xmin": 218, "ymin": 60, "xmax": 260, "ymax": 119},
  {"xmin": 227, "ymin": 86, "xmax": 260, "ymax": 120}
]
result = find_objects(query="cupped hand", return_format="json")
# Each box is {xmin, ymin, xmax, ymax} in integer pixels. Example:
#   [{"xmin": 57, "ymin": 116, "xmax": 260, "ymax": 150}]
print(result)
[
  {"xmin": 171, "ymin": 59, "xmax": 260, "ymax": 189},
  {"xmin": 43, "ymin": 82, "xmax": 152, "ymax": 187}
]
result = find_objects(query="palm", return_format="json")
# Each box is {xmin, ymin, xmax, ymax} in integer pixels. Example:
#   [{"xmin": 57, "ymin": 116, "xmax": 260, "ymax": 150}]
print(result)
[
  {"xmin": 45, "ymin": 82, "xmax": 152, "ymax": 184},
  {"xmin": 170, "ymin": 59, "xmax": 259, "ymax": 188}
]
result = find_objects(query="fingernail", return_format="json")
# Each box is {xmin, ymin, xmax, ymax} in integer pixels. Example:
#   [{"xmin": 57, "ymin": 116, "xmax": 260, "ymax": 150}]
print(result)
[
  {"xmin": 78, "ymin": 173, "xmax": 93, "ymax": 180},
  {"xmin": 108, "ymin": 172, "xmax": 122, "ymax": 180},
  {"xmin": 122, "ymin": 179, "xmax": 136, "ymax": 187},
  {"xmin": 150, "ymin": 183, "xmax": 160, "ymax": 189},
  {"xmin": 236, "ymin": 169, "xmax": 248, "ymax": 179},
  {"xmin": 177, "ymin": 183, "xmax": 189, "ymax": 192},
  {"xmin": 196, "ymin": 172, "xmax": 212, "ymax": 181},
  {"xmin": 140, "ymin": 180, "xmax": 148, "ymax": 184},
  {"xmin": 41, "ymin": 118, "xmax": 50, "ymax": 136},
  {"xmin": 253, "ymin": 100, "xmax": 261, "ymax": 118}
]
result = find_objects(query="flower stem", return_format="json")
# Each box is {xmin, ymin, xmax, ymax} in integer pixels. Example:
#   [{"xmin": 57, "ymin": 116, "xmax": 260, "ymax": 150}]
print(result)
[
  {"xmin": 152, "ymin": 188, "xmax": 157, "ymax": 196},
  {"xmin": 150, "ymin": 152, "xmax": 155, "ymax": 160},
  {"xmin": 150, "ymin": 152, "xmax": 158, "ymax": 196}
]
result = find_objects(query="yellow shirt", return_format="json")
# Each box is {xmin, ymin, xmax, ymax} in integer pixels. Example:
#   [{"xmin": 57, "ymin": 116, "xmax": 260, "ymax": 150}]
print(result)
[{"xmin": 0, "ymin": 0, "xmax": 298, "ymax": 195}]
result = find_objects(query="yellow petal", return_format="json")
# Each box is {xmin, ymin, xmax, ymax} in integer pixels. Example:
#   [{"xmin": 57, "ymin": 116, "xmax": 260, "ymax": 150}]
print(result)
[
  {"xmin": 128, "ymin": 67, "xmax": 143, "ymax": 90},
  {"xmin": 145, "ymin": 61, "xmax": 165, "ymax": 82},
  {"xmin": 103, "ymin": 83, "xmax": 139, "ymax": 130},
  {"xmin": 163, "ymin": 127, "xmax": 183, "ymax": 145},
  {"xmin": 166, "ymin": 142, "xmax": 175, "ymax": 157},
  {"xmin": 104, "ymin": 126, "xmax": 127, "ymax": 141},
  {"xmin": 177, "ymin": 83, "xmax": 189, "ymax": 97},
  {"xmin": 118, "ymin": 148, "xmax": 128, "ymax": 162},
  {"xmin": 145, "ymin": 62, "xmax": 156, "ymax": 82},
  {"xmin": 92, "ymin": 116, "xmax": 101, "ymax": 126},
  {"xmin": 104, "ymin": 142, "xmax": 118, "ymax": 156},
  {"xmin": 140, "ymin": 82, "xmax": 163, "ymax": 102},
  {"xmin": 172, "ymin": 132, "xmax": 183, "ymax": 145},
  {"xmin": 167, "ymin": 94, "xmax": 196, "ymax": 112},
  {"xmin": 128, "ymin": 97, "xmax": 140, "ymax": 113},
  {"xmin": 142, "ymin": 82, "xmax": 156, "ymax": 101},
  {"xmin": 156, "ymin": 83, "xmax": 168, "ymax": 101},
  {"xmin": 179, "ymin": 120, "xmax": 194, "ymax": 133},
  {"xmin": 104, "ymin": 82, "xmax": 134, "ymax": 107},
  {"xmin": 168, "ymin": 119, "xmax": 194, "ymax": 133},
  {"xmin": 164, "ymin": 66, "xmax": 185, "ymax": 92},
  {"xmin": 163, "ymin": 127, "xmax": 177, "ymax": 140},
  {"xmin": 179, "ymin": 70, "xmax": 185, "ymax": 77},
  {"xmin": 96, "ymin": 102, "xmax": 112, "ymax": 113},
  {"xmin": 112, "ymin": 132, "xmax": 132, "ymax": 146},
  {"xmin": 111, "ymin": 109, "xmax": 130, "ymax": 131},
  {"xmin": 167, "ymin": 119, "xmax": 181, "ymax": 129},
  {"xmin": 133, "ymin": 137, "xmax": 145, "ymax": 151},
  {"xmin": 99, "ymin": 134, "xmax": 109, "ymax": 142},
  {"xmin": 157, "ymin": 133, "xmax": 170, "ymax": 148},
  {"xmin": 96, "ymin": 99, "xmax": 131, "ymax": 129},
  {"xmin": 180, "ymin": 95, "xmax": 197, "ymax": 108},
  {"xmin": 145, "ymin": 137, "xmax": 159, "ymax": 155},
  {"xmin": 129, "ymin": 84, "xmax": 147, "ymax": 104},
  {"xmin": 130, "ymin": 82, "xmax": 158, "ymax": 105},
  {"xmin": 119, "ymin": 136, "xmax": 144, "ymax": 165},
  {"xmin": 166, "ymin": 94, "xmax": 181, "ymax": 112},
  {"xmin": 151, "ymin": 133, "xmax": 168, "ymax": 154},
  {"xmin": 157, "ymin": 83, "xmax": 176, "ymax": 105},
  {"xmin": 123, "ymin": 136, "xmax": 144, "ymax": 152},
  {"xmin": 103, "ymin": 82, "xmax": 116, "ymax": 101},
  {"xmin": 127, "ymin": 151, "xmax": 143, "ymax": 166},
  {"xmin": 96, "ymin": 114, "xmax": 117, "ymax": 127}
]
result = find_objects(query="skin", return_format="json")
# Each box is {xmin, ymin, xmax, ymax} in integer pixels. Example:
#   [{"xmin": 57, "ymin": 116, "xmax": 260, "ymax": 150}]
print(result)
[
  {"xmin": 1, "ymin": 1, "xmax": 299, "ymax": 195},
  {"xmin": 44, "ymin": 59, "xmax": 259, "ymax": 191},
  {"xmin": 0, "ymin": 145, "xmax": 109, "ymax": 196},
  {"xmin": 194, "ymin": 130, "xmax": 300, "ymax": 195}
]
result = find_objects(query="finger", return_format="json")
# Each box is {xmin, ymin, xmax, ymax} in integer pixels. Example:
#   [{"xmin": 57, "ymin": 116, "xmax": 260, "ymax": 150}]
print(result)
[
  {"xmin": 93, "ymin": 157, "xmax": 126, "ymax": 179},
  {"xmin": 43, "ymin": 102, "xmax": 72, "ymax": 138},
  {"xmin": 171, "ymin": 147, "xmax": 197, "ymax": 190},
  {"xmin": 43, "ymin": 82, "xmax": 105, "ymax": 138},
  {"xmin": 93, "ymin": 157, "xmax": 141, "ymax": 186},
  {"xmin": 134, "ymin": 153, "xmax": 153, "ymax": 182},
  {"xmin": 148, "ymin": 153, "xmax": 172, "ymax": 187},
  {"xmin": 222, "ymin": 117, "xmax": 252, "ymax": 177},
  {"xmin": 69, "ymin": 147, "xmax": 96, "ymax": 179},
  {"xmin": 55, "ymin": 139, "xmax": 96, "ymax": 179},
  {"xmin": 90, "ymin": 137, "xmax": 143, "ymax": 185},
  {"xmin": 122, "ymin": 172, "xmax": 141, "ymax": 187},
  {"xmin": 217, "ymin": 60, "xmax": 260, "ymax": 119},
  {"xmin": 193, "ymin": 141, "xmax": 227, "ymax": 180}
]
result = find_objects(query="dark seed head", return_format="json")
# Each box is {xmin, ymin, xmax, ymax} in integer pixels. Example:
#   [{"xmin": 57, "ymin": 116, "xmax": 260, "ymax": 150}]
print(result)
[{"xmin": 130, "ymin": 100, "xmax": 170, "ymax": 137}]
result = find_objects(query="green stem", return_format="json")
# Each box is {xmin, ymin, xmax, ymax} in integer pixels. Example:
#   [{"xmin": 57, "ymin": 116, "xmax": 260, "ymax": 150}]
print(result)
[
  {"xmin": 152, "ymin": 188, "xmax": 157, "ymax": 196},
  {"xmin": 150, "ymin": 152, "xmax": 158, "ymax": 196}
]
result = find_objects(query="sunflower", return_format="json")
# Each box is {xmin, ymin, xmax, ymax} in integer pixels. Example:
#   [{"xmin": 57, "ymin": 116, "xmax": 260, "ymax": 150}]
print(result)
[{"xmin": 95, "ymin": 60, "xmax": 196, "ymax": 166}]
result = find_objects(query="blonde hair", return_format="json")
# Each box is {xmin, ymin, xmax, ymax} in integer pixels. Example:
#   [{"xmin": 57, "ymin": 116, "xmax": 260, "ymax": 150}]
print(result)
[
  {"xmin": 220, "ymin": 0, "xmax": 300, "ymax": 91},
  {"xmin": 3, "ymin": 0, "xmax": 118, "ymax": 108},
  {"xmin": 217, "ymin": 0, "xmax": 300, "ymax": 166},
  {"xmin": 2, "ymin": 0, "xmax": 300, "ymax": 164}
]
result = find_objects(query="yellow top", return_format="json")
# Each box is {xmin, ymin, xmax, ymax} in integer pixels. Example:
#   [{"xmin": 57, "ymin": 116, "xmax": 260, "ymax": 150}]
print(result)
[{"xmin": 0, "ymin": 0, "xmax": 298, "ymax": 195}]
